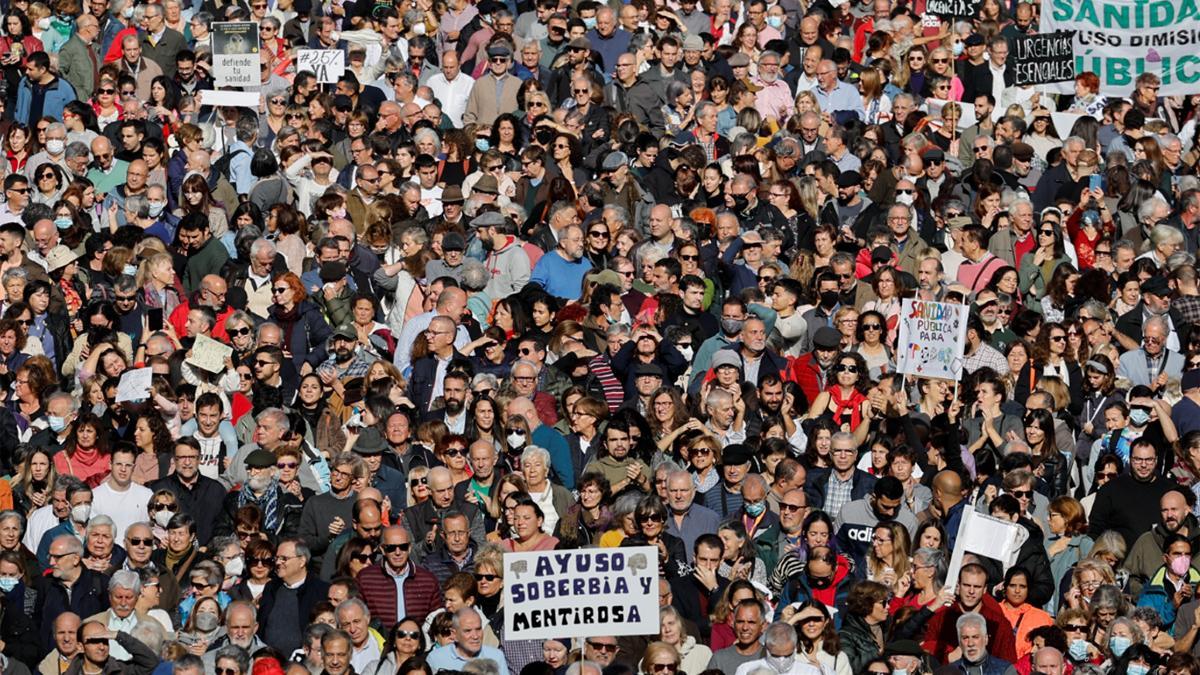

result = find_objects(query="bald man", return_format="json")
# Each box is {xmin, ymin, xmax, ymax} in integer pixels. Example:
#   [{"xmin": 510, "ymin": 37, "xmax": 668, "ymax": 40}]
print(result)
[
  {"xmin": 927, "ymin": 470, "xmax": 967, "ymax": 551},
  {"xmin": 59, "ymin": 14, "xmax": 101, "ymax": 100}
]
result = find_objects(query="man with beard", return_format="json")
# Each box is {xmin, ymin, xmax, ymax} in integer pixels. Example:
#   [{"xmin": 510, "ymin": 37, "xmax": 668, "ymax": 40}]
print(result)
[
  {"xmin": 214, "ymin": 450, "xmax": 302, "ymax": 542},
  {"xmin": 33, "ymin": 536, "xmax": 109, "ymax": 651},
  {"xmin": 319, "ymin": 495, "xmax": 385, "ymax": 580},
  {"xmin": 164, "ymin": 274, "xmax": 232, "ymax": 345},
  {"xmin": 177, "ymin": 215, "xmax": 230, "ymax": 295},
  {"xmin": 753, "ymin": 51, "xmax": 793, "ymax": 123},
  {"xmin": 530, "ymin": 223, "xmax": 593, "ymax": 300},
  {"xmin": 833, "ymin": 477, "xmax": 917, "ymax": 571},
  {"xmin": 1125, "ymin": 490, "xmax": 1200, "ymax": 594},
  {"xmin": 719, "ymin": 317, "xmax": 789, "ymax": 388},
  {"xmin": 351, "ymin": 430, "xmax": 407, "ymax": 515},
  {"xmin": 1117, "ymin": 275, "xmax": 1185, "ymax": 353},
  {"xmin": 425, "ymin": 371, "xmax": 472, "ymax": 433},
  {"xmin": 477, "ymin": 212, "xmax": 531, "ymax": 300},
  {"xmin": 202, "ymin": 602, "xmax": 266, "ymax": 668},
  {"xmin": 727, "ymin": 177, "xmax": 787, "ymax": 232},
  {"xmin": 318, "ymin": 326, "xmax": 373, "ymax": 384}
]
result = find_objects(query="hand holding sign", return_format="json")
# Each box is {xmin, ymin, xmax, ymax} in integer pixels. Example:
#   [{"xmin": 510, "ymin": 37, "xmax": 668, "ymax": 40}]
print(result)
[{"xmin": 297, "ymin": 49, "xmax": 346, "ymax": 84}]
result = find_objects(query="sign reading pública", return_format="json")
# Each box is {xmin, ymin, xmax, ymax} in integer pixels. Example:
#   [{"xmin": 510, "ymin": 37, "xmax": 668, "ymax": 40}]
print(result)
[
  {"xmin": 1012, "ymin": 31, "xmax": 1077, "ymax": 86},
  {"xmin": 503, "ymin": 547, "xmax": 660, "ymax": 641}
]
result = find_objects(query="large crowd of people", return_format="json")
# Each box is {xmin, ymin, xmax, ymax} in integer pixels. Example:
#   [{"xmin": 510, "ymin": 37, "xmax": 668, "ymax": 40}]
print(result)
[{"xmin": 0, "ymin": 0, "xmax": 1191, "ymax": 674}]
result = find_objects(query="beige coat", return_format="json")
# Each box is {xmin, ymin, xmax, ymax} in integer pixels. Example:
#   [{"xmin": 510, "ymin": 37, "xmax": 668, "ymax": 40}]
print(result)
[{"xmin": 462, "ymin": 71, "xmax": 522, "ymax": 128}]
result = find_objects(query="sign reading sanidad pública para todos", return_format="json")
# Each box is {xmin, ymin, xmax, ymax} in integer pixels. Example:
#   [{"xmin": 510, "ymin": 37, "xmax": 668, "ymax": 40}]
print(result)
[{"xmin": 503, "ymin": 547, "xmax": 659, "ymax": 641}]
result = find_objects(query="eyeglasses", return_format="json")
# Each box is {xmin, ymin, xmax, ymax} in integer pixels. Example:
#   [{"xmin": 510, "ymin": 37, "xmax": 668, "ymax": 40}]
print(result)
[
  {"xmin": 1096, "ymin": 471, "xmax": 1118, "ymax": 480},
  {"xmin": 973, "ymin": 146, "xmax": 988, "ymax": 153},
  {"xmin": 780, "ymin": 502, "xmax": 806, "ymax": 512}
]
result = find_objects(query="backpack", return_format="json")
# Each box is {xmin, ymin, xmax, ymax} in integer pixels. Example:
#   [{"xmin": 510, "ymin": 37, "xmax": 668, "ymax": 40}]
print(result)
[{"xmin": 212, "ymin": 147, "xmax": 248, "ymax": 184}]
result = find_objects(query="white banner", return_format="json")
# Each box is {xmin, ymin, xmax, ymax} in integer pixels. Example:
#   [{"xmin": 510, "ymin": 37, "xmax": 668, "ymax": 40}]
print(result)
[
  {"xmin": 945, "ymin": 504, "xmax": 1031, "ymax": 587},
  {"xmin": 1042, "ymin": 0, "xmax": 1200, "ymax": 96},
  {"xmin": 212, "ymin": 22, "xmax": 259, "ymax": 88},
  {"xmin": 896, "ymin": 299, "xmax": 969, "ymax": 381},
  {"xmin": 502, "ymin": 547, "xmax": 659, "ymax": 641}
]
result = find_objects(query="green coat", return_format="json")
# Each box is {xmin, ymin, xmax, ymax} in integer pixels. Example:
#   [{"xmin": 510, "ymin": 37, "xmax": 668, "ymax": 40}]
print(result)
[
  {"xmin": 140, "ymin": 28, "xmax": 186, "ymax": 78},
  {"xmin": 57, "ymin": 35, "xmax": 100, "ymax": 101},
  {"xmin": 182, "ymin": 236, "xmax": 231, "ymax": 294}
]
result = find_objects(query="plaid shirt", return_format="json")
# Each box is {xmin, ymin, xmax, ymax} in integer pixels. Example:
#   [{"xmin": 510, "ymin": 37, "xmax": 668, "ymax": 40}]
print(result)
[
  {"xmin": 318, "ymin": 351, "xmax": 375, "ymax": 380},
  {"xmin": 1175, "ymin": 296, "xmax": 1200, "ymax": 332},
  {"xmin": 964, "ymin": 341, "xmax": 1010, "ymax": 376},
  {"xmin": 825, "ymin": 473, "xmax": 854, "ymax": 521}
]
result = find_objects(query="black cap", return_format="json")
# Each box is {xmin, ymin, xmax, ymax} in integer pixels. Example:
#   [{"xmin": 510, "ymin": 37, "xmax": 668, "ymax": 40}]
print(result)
[
  {"xmin": 885, "ymin": 640, "xmax": 924, "ymax": 657},
  {"xmin": 332, "ymin": 95, "xmax": 353, "ymax": 110},
  {"xmin": 965, "ymin": 34, "xmax": 985, "ymax": 46},
  {"xmin": 721, "ymin": 444, "xmax": 753, "ymax": 466},
  {"xmin": 836, "ymin": 170, "xmax": 862, "ymax": 189},
  {"xmin": 245, "ymin": 449, "xmax": 276, "ymax": 468},
  {"xmin": 320, "ymin": 261, "xmax": 347, "ymax": 283},
  {"xmin": 813, "ymin": 326, "xmax": 841, "ymax": 350},
  {"xmin": 871, "ymin": 246, "xmax": 893, "ymax": 264},
  {"xmin": 1141, "ymin": 275, "xmax": 1170, "ymax": 296},
  {"xmin": 442, "ymin": 232, "xmax": 466, "ymax": 251},
  {"xmin": 633, "ymin": 363, "xmax": 664, "ymax": 379},
  {"xmin": 353, "ymin": 427, "xmax": 388, "ymax": 455}
]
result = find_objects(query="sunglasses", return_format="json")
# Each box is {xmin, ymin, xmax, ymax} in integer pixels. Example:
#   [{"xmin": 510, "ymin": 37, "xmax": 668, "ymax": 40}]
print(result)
[
  {"xmin": 250, "ymin": 557, "xmax": 274, "ymax": 566},
  {"xmin": 834, "ymin": 364, "xmax": 859, "ymax": 374},
  {"xmin": 271, "ymin": 286, "xmax": 289, "ymax": 295},
  {"xmin": 474, "ymin": 573, "xmax": 499, "ymax": 581},
  {"xmin": 637, "ymin": 513, "xmax": 665, "ymax": 523},
  {"xmin": 587, "ymin": 642, "xmax": 618, "ymax": 652},
  {"xmin": 229, "ymin": 326, "xmax": 252, "ymax": 337},
  {"xmin": 127, "ymin": 537, "xmax": 153, "ymax": 546},
  {"xmin": 84, "ymin": 638, "xmax": 108, "ymax": 645},
  {"xmin": 149, "ymin": 503, "xmax": 175, "ymax": 512},
  {"xmin": 351, "ymin": 552, "xmax": 373, "ymax": 563},
  {"xmin": 276, "ymin": 462, "xmax": 298, "ymax": 470},
  {"xmin": 396, "ymin": 630, "xmax": 421, "ymax": 640},
  {"xmin": 862, "ymin": 324, "xmax": 883, "ymax": 331},
  {"xmin": 383, "ymin": 542, "xmax": 411, "ymax": 553}
]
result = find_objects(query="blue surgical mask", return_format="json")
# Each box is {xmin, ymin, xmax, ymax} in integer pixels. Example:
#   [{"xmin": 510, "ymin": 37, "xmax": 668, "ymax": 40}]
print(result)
[
  {"xmin": 47, "ymin": 415, "xmax": 67, "ymax": 433},
  {"xmin": 1069, "ymin": 639, "xmax": 1090, "ymax": 661},
  {"xmin": 766, "ymin": 15, "xmax": 783, "ymax": 28},
  {"xmin": 148, "ymin": 201, "xmax": 166, "ymax": 218},
  {"xmin": 953, "ymin": 42, "xmax": 964, "ymax": 56},
  {"xmin": 0, "ymin": 577, "xmax": 18, "ymax": 593},
  {"xmin": 53, "ymin": 216, "xmax": 72, "ymax": 229},
  {"xmin": 1109, "ymin": 635, "xmax": 1131, "ymax": 658},
  {"xmin": 1127, "ymin": 665, "xmax": 1149, "ymax": 675},
  {"xmin": 745, "ymin": 501, "xmax": 766, "ymax": 517},
  {"xmin": 122, "ymin": 264, "xmax": 138, "ymax": 277},
  {"xmin": 582, "ymin": 16, "xmax": 597, "ymax": 29},
  {"xmin": 475, "ymin": 138, "xmax": 490, "ymax": 152},
  {"xmin": 1130, "ymin": 409, "xmax": 1150, "ymax": 427}
]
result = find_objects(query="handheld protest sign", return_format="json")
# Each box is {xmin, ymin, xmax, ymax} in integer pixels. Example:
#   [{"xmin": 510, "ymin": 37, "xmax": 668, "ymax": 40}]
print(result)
[{"xmin": 503, "ymin": 547, "xmax": 660, "ymax": 641}]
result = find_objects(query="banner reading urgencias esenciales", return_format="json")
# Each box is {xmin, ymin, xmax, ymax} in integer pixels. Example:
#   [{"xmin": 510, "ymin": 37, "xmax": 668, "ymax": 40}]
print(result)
[
  {"xmin": 1043, "ymin": 0, "xmax": 1200, "ymax": 96},
  {"xmin": 503, "ymin": 547, "xmax": 659, "ymax": 641}
]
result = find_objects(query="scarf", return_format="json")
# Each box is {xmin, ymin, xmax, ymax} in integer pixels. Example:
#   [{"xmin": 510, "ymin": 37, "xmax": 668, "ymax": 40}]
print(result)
[
  {"xmin": 828, "ymin": 385, "xmax": 867, "ymax": 430},
  {"xmin": 165, "ymin": 542, "xmax": 194, "ymax": 572},
  {"xmin": 238, "ymin": 478, "xmax": 281, "ymax": 532}
]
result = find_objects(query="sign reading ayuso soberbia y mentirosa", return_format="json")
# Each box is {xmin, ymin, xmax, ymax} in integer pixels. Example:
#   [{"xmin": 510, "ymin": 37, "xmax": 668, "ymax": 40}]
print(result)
[{"xmin": 503, "ymin": 547, "xmax": 660, "ymax": 641}]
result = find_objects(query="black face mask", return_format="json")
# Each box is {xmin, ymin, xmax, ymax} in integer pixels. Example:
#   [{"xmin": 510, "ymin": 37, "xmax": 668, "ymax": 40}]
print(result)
[
  {"xmin": 820, "ymin": 290, "xmax": 839, "ymax": 309},
  {"xmin": 809, "ymin": 574, "xmax": 833, "ymax": 589},
  {"xmin": 731, "ymin": 194, "xmax": 750, "ymax": 213}
]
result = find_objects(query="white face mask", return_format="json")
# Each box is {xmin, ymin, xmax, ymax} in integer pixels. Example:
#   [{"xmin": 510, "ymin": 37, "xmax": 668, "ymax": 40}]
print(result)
[
  {"xmin": 71, "ymin": 503, "xmax": 92, "ymax": 523},
  {"xmin": 677, "ymin": 345, "xmax": 694, "ymax": 362},
  {"xmin": 507, "ymin": 431, "xmax": 526, "ymax": 448},
  {"xmin": 36, "ymin": 17, "xmax": 50, "ymax": 30},
  {"xmin": 45, "ymin": 139, "xmax": 64, "ymax": 155},
  {"xmin": 224, "ymin": 556, "xmax": 245, "ymax": 578},
  {"xmin": 154, "ymin": 509, "xmax": 175, "ymax": 528},
  {"xmin": 895, "ymin": 193, "xmax": 914, "ymax": 206}
]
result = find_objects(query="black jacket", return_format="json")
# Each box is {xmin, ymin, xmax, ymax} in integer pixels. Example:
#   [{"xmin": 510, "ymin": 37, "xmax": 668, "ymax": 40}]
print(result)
[
  {"xmin": 212, "ymin": 486, "xmax": 303, "ymax": 543},
  {"xmin": 149, "ymin": 473, "xmax": 228, "ymax": 545},
  {"xmin": 257, "ymin": 575, "xmax": 330, "ymax": 655},
  {"xmin": 408, "ymin": 349, "xmax": 465, "ymax": 415},
  {"xmin": 33, "ymin": 569, "xmax": 109, "ymax": 654}
]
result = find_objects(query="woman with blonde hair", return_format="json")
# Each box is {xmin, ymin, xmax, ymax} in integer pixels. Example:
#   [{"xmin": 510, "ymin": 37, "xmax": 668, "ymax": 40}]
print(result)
[
  {"xmin": 866, "ymin": 521, "xmax": 911, "ymax": 596},
  {"xmin": 1064, "ymin": 557, "xmax": 1117, "ymax": 610},
  {"xmin": 659, "ymin": 607, "xmax": 710, "ymax": 674},
  {"xmin": 859, "ymin": 68, "xmax": 892, "ymax": 125},
  {"xmin": 639, "ymin": 641, "xmax": 683, "ymax": 675}
]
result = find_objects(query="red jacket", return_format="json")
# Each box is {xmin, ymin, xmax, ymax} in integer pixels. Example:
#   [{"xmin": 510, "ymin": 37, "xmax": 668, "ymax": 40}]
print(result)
[
  {"xmin": 789, "ymin": 353, "xmax": 826, "ymax": 405},
  {"xmin": 356, "ymin": 562, "xmax": 443, "ymax": 627},
  {"xmin": 922, "ymin": 594, "xmax": 1018, "ymax": 664}
]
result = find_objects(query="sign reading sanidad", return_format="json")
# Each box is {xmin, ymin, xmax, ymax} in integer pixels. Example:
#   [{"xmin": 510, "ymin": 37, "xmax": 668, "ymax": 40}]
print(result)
[
  {"xmin": 1042, "ymin": 0, "xmax": 1200, "ymax": 96},
  {"xmin": 502, "ymin": 547, "xmax": 659, "ymax": 641}
]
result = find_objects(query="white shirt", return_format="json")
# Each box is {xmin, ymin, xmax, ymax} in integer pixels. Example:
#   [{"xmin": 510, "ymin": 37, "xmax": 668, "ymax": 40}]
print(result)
[
  {"xmin": 92, "ymin": 479, "xmax": 153, "ymax": 541},
  {"xmin": 351, "ymin": 636, "xmax": 382, "ymax": 673},
  {"xmin": 427, "ymin": 72, "xmax": 476, "ymax": 126},
  {"xmin": 735, "ymin": 656, "xmax": 824, "ymax": 675},
  {"xmin": 23, "ymin": 504, "xmax": 57, "ymax": 553}
]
